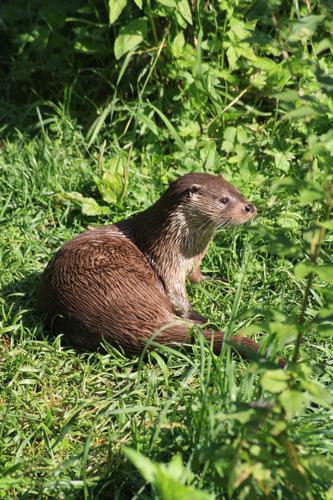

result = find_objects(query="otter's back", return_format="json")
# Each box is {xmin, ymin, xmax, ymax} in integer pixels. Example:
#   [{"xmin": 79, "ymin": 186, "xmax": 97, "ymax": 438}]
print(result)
[{"xmin": 39, "ymin": 226, "xmax": 174, "ymax": 351}]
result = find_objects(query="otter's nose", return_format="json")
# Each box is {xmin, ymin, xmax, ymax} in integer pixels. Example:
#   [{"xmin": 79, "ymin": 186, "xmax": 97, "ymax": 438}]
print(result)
[{"xmin": 244, "ymin": 203, "xmax": 256, "ymax": 214}]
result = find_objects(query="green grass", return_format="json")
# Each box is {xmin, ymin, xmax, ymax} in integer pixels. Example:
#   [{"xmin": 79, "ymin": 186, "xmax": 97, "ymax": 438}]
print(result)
[
  {"xmin": 1, "ymin": 1, "xmax": 333, "ymax": 497},
  {"xmin": 0, "ymin": 122, "xmax": 332, "ymax": 499}
]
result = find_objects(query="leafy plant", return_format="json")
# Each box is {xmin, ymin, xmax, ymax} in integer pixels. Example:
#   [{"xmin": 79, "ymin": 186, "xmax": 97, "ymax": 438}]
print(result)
[{"xmin": 0, "ymin": 0, "xmax": 333, "ymax": 498}]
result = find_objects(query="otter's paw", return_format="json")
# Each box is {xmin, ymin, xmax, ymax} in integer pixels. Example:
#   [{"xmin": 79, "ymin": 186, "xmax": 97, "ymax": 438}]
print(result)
[{"xmin": 188, "ymin": 310, "xmax": 207, "ymax": 323}]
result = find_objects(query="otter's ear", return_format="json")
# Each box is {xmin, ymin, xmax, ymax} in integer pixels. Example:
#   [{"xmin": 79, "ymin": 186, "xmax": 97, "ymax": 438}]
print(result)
[{"xmin": 188, "ymin": 184, "xmax": 201, "ymax": 195}]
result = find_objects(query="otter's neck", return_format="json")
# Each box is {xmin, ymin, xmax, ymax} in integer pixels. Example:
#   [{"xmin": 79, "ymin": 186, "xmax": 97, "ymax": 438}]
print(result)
[
  {"xmin": 128, "ymin": 202, "xmax": 213, "ymax": 260},
  {"xmin": 117, "ymin": 199, "xmax": 214, "ymax": 289},
  {"xmin": 115, "ymin": 197, "xmax": 215, "ymax": 316}
]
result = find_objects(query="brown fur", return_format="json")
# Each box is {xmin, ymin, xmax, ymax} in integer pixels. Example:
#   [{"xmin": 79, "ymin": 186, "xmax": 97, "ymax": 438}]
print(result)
[{"xmin": 39, "ymin": 173, "xmax": 259, "ymax": 358}]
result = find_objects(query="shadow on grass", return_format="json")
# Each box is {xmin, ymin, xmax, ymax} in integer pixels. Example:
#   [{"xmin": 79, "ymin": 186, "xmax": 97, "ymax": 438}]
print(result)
[
  {"xmin": 1, "ymin": 271, "xmax": 41, "ymax": 328},
  {"xmin": 1, "ymin": 271, "xmax": 63, "ymax": 348}
]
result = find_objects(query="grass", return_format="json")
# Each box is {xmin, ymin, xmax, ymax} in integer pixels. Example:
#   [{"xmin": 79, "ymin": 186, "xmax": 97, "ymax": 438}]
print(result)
[
  {"xmin": 1, "ymin": 2, "xmax": 333, "ymax": 496},
  {"xmin": 0, "ymin": 119, "xmax": 332, "ymax": 499}
]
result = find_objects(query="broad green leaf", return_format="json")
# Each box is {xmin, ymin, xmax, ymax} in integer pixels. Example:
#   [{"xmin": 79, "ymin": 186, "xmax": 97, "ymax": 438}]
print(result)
[
  {"xmin": 304, "ymin": 456, "xmax": 333, "ymax": 482},
  {"xmin": 314, "ymin": 68, "xmax": 333, "ymax": 99},
  {"xmin": 261, "ymin": 370, "xmax": 290, "ymax": 393},
  {"xmin": 249, "ymin": 445, "xmax": 260, "ymax": 457},
  {"xmin": 274, "ymin": 90, "xmax": 299, "ymax": 102},
  {"xmin": 30, "ymin": 27, "xmax": 50, "ymax": 52},
  {"xmin": 296, "ymin": 263, "xmax": 333, "ymax": 284},
  {"xmin": 317, "ymin": 325, "xmax": 333, "ymax": 337},
  {"xmin": 279, "ymin": 389, "xmax": 305, "ymax": 419},
  {"xmin": 237, "ymin": 127, "xmax": 249, "ymax": 144},
  {"xmin": 294, "ymin": 262, "xmax": 314, "ymax": 280},
  {"xmin": 179, "ymin": 122, "xmax": 200, "ymax": 138},
  {"xmin": 155, "ymin": 472, "xmax": 211, "ymax": 500},
  {"xmin": 315, "ymin": 265, "xmax": 333, "ymax": 284},
  {"xmin": 318, "ymin": 307, "xmax": 333, "ymax": 319},
  {"xmin": 224, "ymin": 127, "xmax": 237, "ymax": 142},
  {"xmin": 237, "ymin": 45, "xmax": 255, "ymax": 61},
  {"xmin": 163, "ymin": 455, "xmax": 184, "ymax": 481},
  {"xmin": 251, "ymin": 463, "xmax": 272, "ymax": 483},
  {"xmin": 226, "ymin": 45, "xmax": 238, "ymax": 70},
  {"xmin": 15, "ymin": 32, "xmax": 35, "ymax": 45},
  {"xmin": 109, "ymin": 0, "xmax": 127, "ymax": 25},
  {"xmin": 124, "ymin": 448, "xmax": 211, "ymax": 500},
  {"xmin": 274, "ymin": 151, "xmax": 290, "ymax": 172},
  {"xmin": 124, "ymin": 447, "xmax": 155, "ymax": 482},
  {"xmin": 222, "ymin": 126, "xmax": 236, "ymax": 153},
  {"xmin": 41, "ymin": 3, "xmax": 66, "ymax": 29},
  {"xmin": 114, "ymin": 18, "xmax": 147, "ymax": 60},
  {"xmin": 328, "ymin": 485, "xmax": 333, "ymax": 500},
  {"xmin": 157, "ymin": 0, "xmax": 176, "ymax": 7},
  {"xmin": 301, "ymin": 379, "xmax": 333, "ymax": 405},
  {"xmin": 314, "ymin": 38, "xmax": 333, "ymax": 55},
  {"xmin": 81, "ymin": 198, "xmax": 111, "ymax": 216},
  {"xmin": 319, "ymin": 220, "xmax": 333, "ymax": 230},
  {"xmin": 177, "ymin": 0, "xmax": 193, "ymax": 25},
  {"xmin": 299, "ymin": 188, "xmax": 323, "ymax": 205},
  {"xmin": 262, "ymin": 229, "xmax": 301, "ymax": 257},
  {"xmin": 269, "ymin": 321, "xmax": 298, "ymax": 342},
  {"xmin": 290, "ymin": 15, "xmax": 325, "ymax": 42},
  {"xmin": 286, "ymin": 106, "xmax": 319, "ymax": 119},
  {"xmin": 54, "ymin": 191, "xmax": 83, "ymax": 204},
  {"xmin": 284, "ymin": 467, "xmax": 309, "ymax": 493},
  {"xmin": 99, "ymin": 171, "xmax": 124, "ymax": 204},
  {"xmin": 272, "ymin": 177, "xmax": 298, "ymax": 190},
  {"xmin": 55, "ymin": 192, "xmax": 111, "ymax": 216},
  {"xmin": 271, "ymin": 420, "xmax": 287, "ymax": 436},
  {"xmin": 175, "ymin": 10, "xmax": 187, "ymax": 28},
  {"xmin": 229, "ymin": 17, "xmax": 249, "ymax": 40},
  {"xmin": 276, "ymin": 214, "xmax": 300, "ymax": 230},
  {"xmin": 166, "ymin": 481, "xmax": 210, "ymax": 499},
  {"xmin": 251, "ymin": 56, "xmax": 279, "ymax": 72},
  {"xmin": 171, "ymin": 31, "xmax": 185, "ymax": 58},
  {"xmin": 133, "ymin": 0, "xmax": 142, "ymax": 8}
]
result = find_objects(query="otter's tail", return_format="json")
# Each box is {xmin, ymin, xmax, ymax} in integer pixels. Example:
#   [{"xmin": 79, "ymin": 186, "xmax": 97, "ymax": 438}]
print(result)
[{"xmin": 143, "ymin": 322, "xmax": 260, "ymax": 361}]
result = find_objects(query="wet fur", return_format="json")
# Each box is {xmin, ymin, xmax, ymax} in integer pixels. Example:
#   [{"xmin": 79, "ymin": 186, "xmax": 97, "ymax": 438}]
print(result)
[{"xmin": 39, "ymin": 173, "xmax": 258, "ymax": 358}]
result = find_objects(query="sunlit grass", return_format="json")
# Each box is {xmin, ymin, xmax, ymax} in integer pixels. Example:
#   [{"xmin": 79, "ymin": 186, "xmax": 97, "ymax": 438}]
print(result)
[{"xmin": 0, "ymin": 121, "xmax": 332, "ymax": 498}]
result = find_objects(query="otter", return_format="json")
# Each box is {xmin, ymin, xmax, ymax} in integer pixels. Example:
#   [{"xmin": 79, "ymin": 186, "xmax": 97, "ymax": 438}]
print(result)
[{"xmin": 39, "ymin": 173, "xmax": 259, "ymax": 359}]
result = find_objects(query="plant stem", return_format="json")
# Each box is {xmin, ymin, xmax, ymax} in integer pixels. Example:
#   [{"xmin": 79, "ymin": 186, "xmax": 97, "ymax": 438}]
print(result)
[
  {"xmin": 146, "ymin": 0, "xmax": 158, "ymax": 46},
  {"xmin": 292, "ymin": 181, "xmax": 332, "ymax": 362},
  {"xmin": 292, "ymin": 272, "xmax": 314, "ymax": 362}
]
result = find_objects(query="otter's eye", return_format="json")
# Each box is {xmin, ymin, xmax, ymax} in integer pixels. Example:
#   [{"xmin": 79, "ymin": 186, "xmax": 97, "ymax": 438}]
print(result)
[{"xmin": 219, "ymin": 197, "xmax": 230, "ymax": 204}]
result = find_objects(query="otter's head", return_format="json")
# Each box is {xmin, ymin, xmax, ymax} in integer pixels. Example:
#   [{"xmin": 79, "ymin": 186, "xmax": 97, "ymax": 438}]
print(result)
[{"xmin": 165, "ymin": 172, "xmax": 256, "ymax": 229}]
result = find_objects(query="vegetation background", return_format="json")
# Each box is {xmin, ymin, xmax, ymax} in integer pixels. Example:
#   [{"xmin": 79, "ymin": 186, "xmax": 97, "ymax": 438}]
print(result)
[{"xmin": 0, "ymin": 0, "xmax": 332, "ymax": 498}]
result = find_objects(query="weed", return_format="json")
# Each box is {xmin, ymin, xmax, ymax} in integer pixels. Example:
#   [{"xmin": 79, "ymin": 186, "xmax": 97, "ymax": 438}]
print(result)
[{"xmin": 1, "ymin": 0, "xmax": 333, "ymax": 498}]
